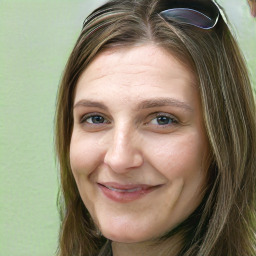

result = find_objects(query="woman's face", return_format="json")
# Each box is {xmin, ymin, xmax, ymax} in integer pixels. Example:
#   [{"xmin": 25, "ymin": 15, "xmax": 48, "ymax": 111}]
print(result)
[{"xmin": 70, "ymin": 44, "xmax": 209, "ymax": 243}]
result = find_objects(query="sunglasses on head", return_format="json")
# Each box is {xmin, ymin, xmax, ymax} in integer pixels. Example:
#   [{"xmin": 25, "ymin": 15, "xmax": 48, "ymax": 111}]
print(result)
[{"xmin": 159, "ymin": 0, "xmax": 221, "ymax": 29}]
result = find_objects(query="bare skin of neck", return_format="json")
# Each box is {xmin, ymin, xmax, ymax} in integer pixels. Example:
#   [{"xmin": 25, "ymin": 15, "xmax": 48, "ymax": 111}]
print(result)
[{"xmin": 112, "ymin": 234, "xmax": 183, "ymax": 256}]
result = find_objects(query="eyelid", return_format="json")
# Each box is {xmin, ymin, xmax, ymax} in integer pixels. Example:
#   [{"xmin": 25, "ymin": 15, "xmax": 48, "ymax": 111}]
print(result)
[
  {"xmin": 80, "ymin": 112, "xmax": 110, "ymax": 124},
  {"xmin": 155, "ymin": 112, "xmax": 178, "ymax": 119},
  {"xmin": 148, "ymin": 112, "xmax": 179, "ymax": 123},
  {"xmin": 144, "ymin": 112, "xmax": 181, "ymax": 131},
  {"xmin": 78, "ymin": 111, "xmax": 181, "ymax": 130}
]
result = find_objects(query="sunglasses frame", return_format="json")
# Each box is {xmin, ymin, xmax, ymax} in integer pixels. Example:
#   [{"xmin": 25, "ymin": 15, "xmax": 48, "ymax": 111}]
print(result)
[{"xmin": 159, "ymin": 0, "xmax": 221, "ymax": 30}]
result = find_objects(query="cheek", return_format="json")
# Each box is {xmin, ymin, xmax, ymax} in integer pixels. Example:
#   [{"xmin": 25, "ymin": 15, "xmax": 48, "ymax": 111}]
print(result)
[
  {"xmin": 146, "ymin": 132, "xmax": 207, "ymax": 181},
  {"xmin": 69, "ymin": 132, "xmax": 104, "ymax": 176},
  {"xmin": 148, "ymin": 132, "xmax": 208, "ymax": 218}
]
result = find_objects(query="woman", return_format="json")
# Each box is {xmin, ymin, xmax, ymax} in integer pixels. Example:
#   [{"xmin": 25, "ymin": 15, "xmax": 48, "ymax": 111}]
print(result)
[{"xmin": 55, "ymin": 0, "xmax": 256, "ymax": 255}]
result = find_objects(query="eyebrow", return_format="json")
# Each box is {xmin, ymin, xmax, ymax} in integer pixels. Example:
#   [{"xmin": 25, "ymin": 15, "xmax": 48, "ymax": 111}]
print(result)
[
  {"xmin": 137, "ymin": 98, "xmax": 193, "ymax": 112},
  {"xmin": 73, "ymin": 97, "xmax": 193, "ymax": 112},
  {"xmin": 73, "ymin": 100, "xmax": 109, "ymax": 110}
]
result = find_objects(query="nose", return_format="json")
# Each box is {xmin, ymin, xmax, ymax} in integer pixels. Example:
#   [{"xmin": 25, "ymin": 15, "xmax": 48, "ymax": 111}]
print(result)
[{"xmin": 103, "ymin": 126, "xmax": 144, "ymax": 173}]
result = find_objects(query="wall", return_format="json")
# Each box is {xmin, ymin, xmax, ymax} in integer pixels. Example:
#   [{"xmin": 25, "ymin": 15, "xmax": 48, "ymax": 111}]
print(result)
[{"xmin": 0, "ymin": 1, "xmax": 255, "ymax": 255}]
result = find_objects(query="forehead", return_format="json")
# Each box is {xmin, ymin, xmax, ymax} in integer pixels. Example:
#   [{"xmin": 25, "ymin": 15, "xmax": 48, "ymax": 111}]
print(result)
[{"xmin": 74, "ymin": 44, "xmax": 198, "ymax": 106}]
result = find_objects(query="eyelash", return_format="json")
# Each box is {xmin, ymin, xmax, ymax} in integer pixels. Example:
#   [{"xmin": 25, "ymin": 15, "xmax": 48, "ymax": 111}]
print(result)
[
  {"xmin": 79, "ymin": 112, "xmax": 179, "ymax": 129},
  {"xmin": 147, "ymin": 113, "xmax": 179, "ymax": 127},
  {"xmin": 80, "ymin": 113, "xmax": 110, "ymax": 125}
]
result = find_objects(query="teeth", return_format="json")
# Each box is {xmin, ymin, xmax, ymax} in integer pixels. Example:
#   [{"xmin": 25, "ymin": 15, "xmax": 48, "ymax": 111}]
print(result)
[{"xmin": 105, "ymin": 185, "xmax": 142, "ymax": 193}]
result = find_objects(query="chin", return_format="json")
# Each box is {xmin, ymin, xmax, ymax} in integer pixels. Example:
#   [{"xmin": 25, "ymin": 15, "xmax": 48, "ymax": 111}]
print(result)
[
  {"xmin": 102, "ymin": 230, "xmax": 142, "ymax": 243},
  {"xmin": 106, "ymin": 235, "xmax": 139, "ymax": 243},
  {"xmin": 100, "ymin": 225, "xmax": 162, "ymax": 244}
]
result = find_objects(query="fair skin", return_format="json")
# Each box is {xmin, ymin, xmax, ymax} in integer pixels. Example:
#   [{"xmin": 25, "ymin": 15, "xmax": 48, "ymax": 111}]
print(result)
[{"xmin": 70, "ymin": 44, "xmax": 209, "ymax": 255}]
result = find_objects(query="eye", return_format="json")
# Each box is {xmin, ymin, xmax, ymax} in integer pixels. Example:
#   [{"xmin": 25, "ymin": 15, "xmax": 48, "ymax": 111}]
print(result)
[
  {"xmin": 81, "ymin": 114, "xmax": 109, "ymax": 125},
  {"xmin": 153, "ymin": 116, "xmax": 173, "ymax": 125},
  {"xmin": 87, "ymin": 115, "xmax": 105, "ymax": 124},
  {"xmin": 148, "ymin": 113, "xmax": 178, "ymax": 126}
]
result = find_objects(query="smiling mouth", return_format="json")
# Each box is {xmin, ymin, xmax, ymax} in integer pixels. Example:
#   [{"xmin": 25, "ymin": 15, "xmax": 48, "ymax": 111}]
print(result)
[
  {"xmin": 97, "ymin": 182, "xmax": 162, "ymax": 202},
  {"xmin": 103, "ymin": 185, "xmax": 143, "ymax": 193}
]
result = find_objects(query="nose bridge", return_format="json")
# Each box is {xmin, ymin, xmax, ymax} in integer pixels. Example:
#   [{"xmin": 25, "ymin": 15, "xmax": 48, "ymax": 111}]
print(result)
[
  {"xmin": 113, "ymin": 124, "xmax": 130, "ymax": 151},
  {"xmin": 104, "ymin": 122, "xmax": 143, "ymax": 172}
]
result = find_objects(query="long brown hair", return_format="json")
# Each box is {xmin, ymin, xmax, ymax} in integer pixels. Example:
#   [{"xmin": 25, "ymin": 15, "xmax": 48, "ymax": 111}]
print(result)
[{"xmin": 55, "ymin": 0, "xmax": 256, "ymax": 255}]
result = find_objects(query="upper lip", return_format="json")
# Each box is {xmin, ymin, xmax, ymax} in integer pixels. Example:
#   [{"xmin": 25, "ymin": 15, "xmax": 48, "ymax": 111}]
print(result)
[{"xmin": 97, "ymin": 182, "xmax": 161, "ymax": 190}]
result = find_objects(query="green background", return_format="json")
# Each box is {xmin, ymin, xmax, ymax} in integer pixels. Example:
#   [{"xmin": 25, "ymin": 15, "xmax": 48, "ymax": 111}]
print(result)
[{"xmin": 0, "ymin": 1, "xmax": 255, "ymax": 255}]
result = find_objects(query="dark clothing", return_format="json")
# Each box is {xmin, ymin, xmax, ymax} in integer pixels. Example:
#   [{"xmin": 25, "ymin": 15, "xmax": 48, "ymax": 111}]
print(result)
[{"xmin": 97, "ymin": 240, "xmax": 112, "ymax": 256}]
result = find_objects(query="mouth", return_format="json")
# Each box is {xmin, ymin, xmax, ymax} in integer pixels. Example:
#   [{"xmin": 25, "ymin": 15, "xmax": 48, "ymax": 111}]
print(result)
[
  {"xmin": 103, "ymin": 185, "xmax": 143, "ymax": 193},
  {"xmin": 97, "ymin": 182, "xmax": 163, "ymax": 203}
]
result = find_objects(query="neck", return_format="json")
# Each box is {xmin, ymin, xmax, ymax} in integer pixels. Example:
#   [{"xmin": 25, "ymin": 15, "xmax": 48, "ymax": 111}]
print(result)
[{"xmin": 111, "ymin": 234, "xmax": 183, "ymax": 256}]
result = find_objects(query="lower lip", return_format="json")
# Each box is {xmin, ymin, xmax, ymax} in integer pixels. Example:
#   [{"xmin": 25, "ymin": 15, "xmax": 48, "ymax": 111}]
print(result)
[{"xmin": 98, "ymin": 184, "xmax": 160, "ymax": 203}]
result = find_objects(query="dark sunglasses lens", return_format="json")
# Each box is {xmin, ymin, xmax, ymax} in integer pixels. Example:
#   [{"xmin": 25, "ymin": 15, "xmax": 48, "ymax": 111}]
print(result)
[{"xmin": 160, "ymin": 8, "xmax": 217, "ymax": 29}]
